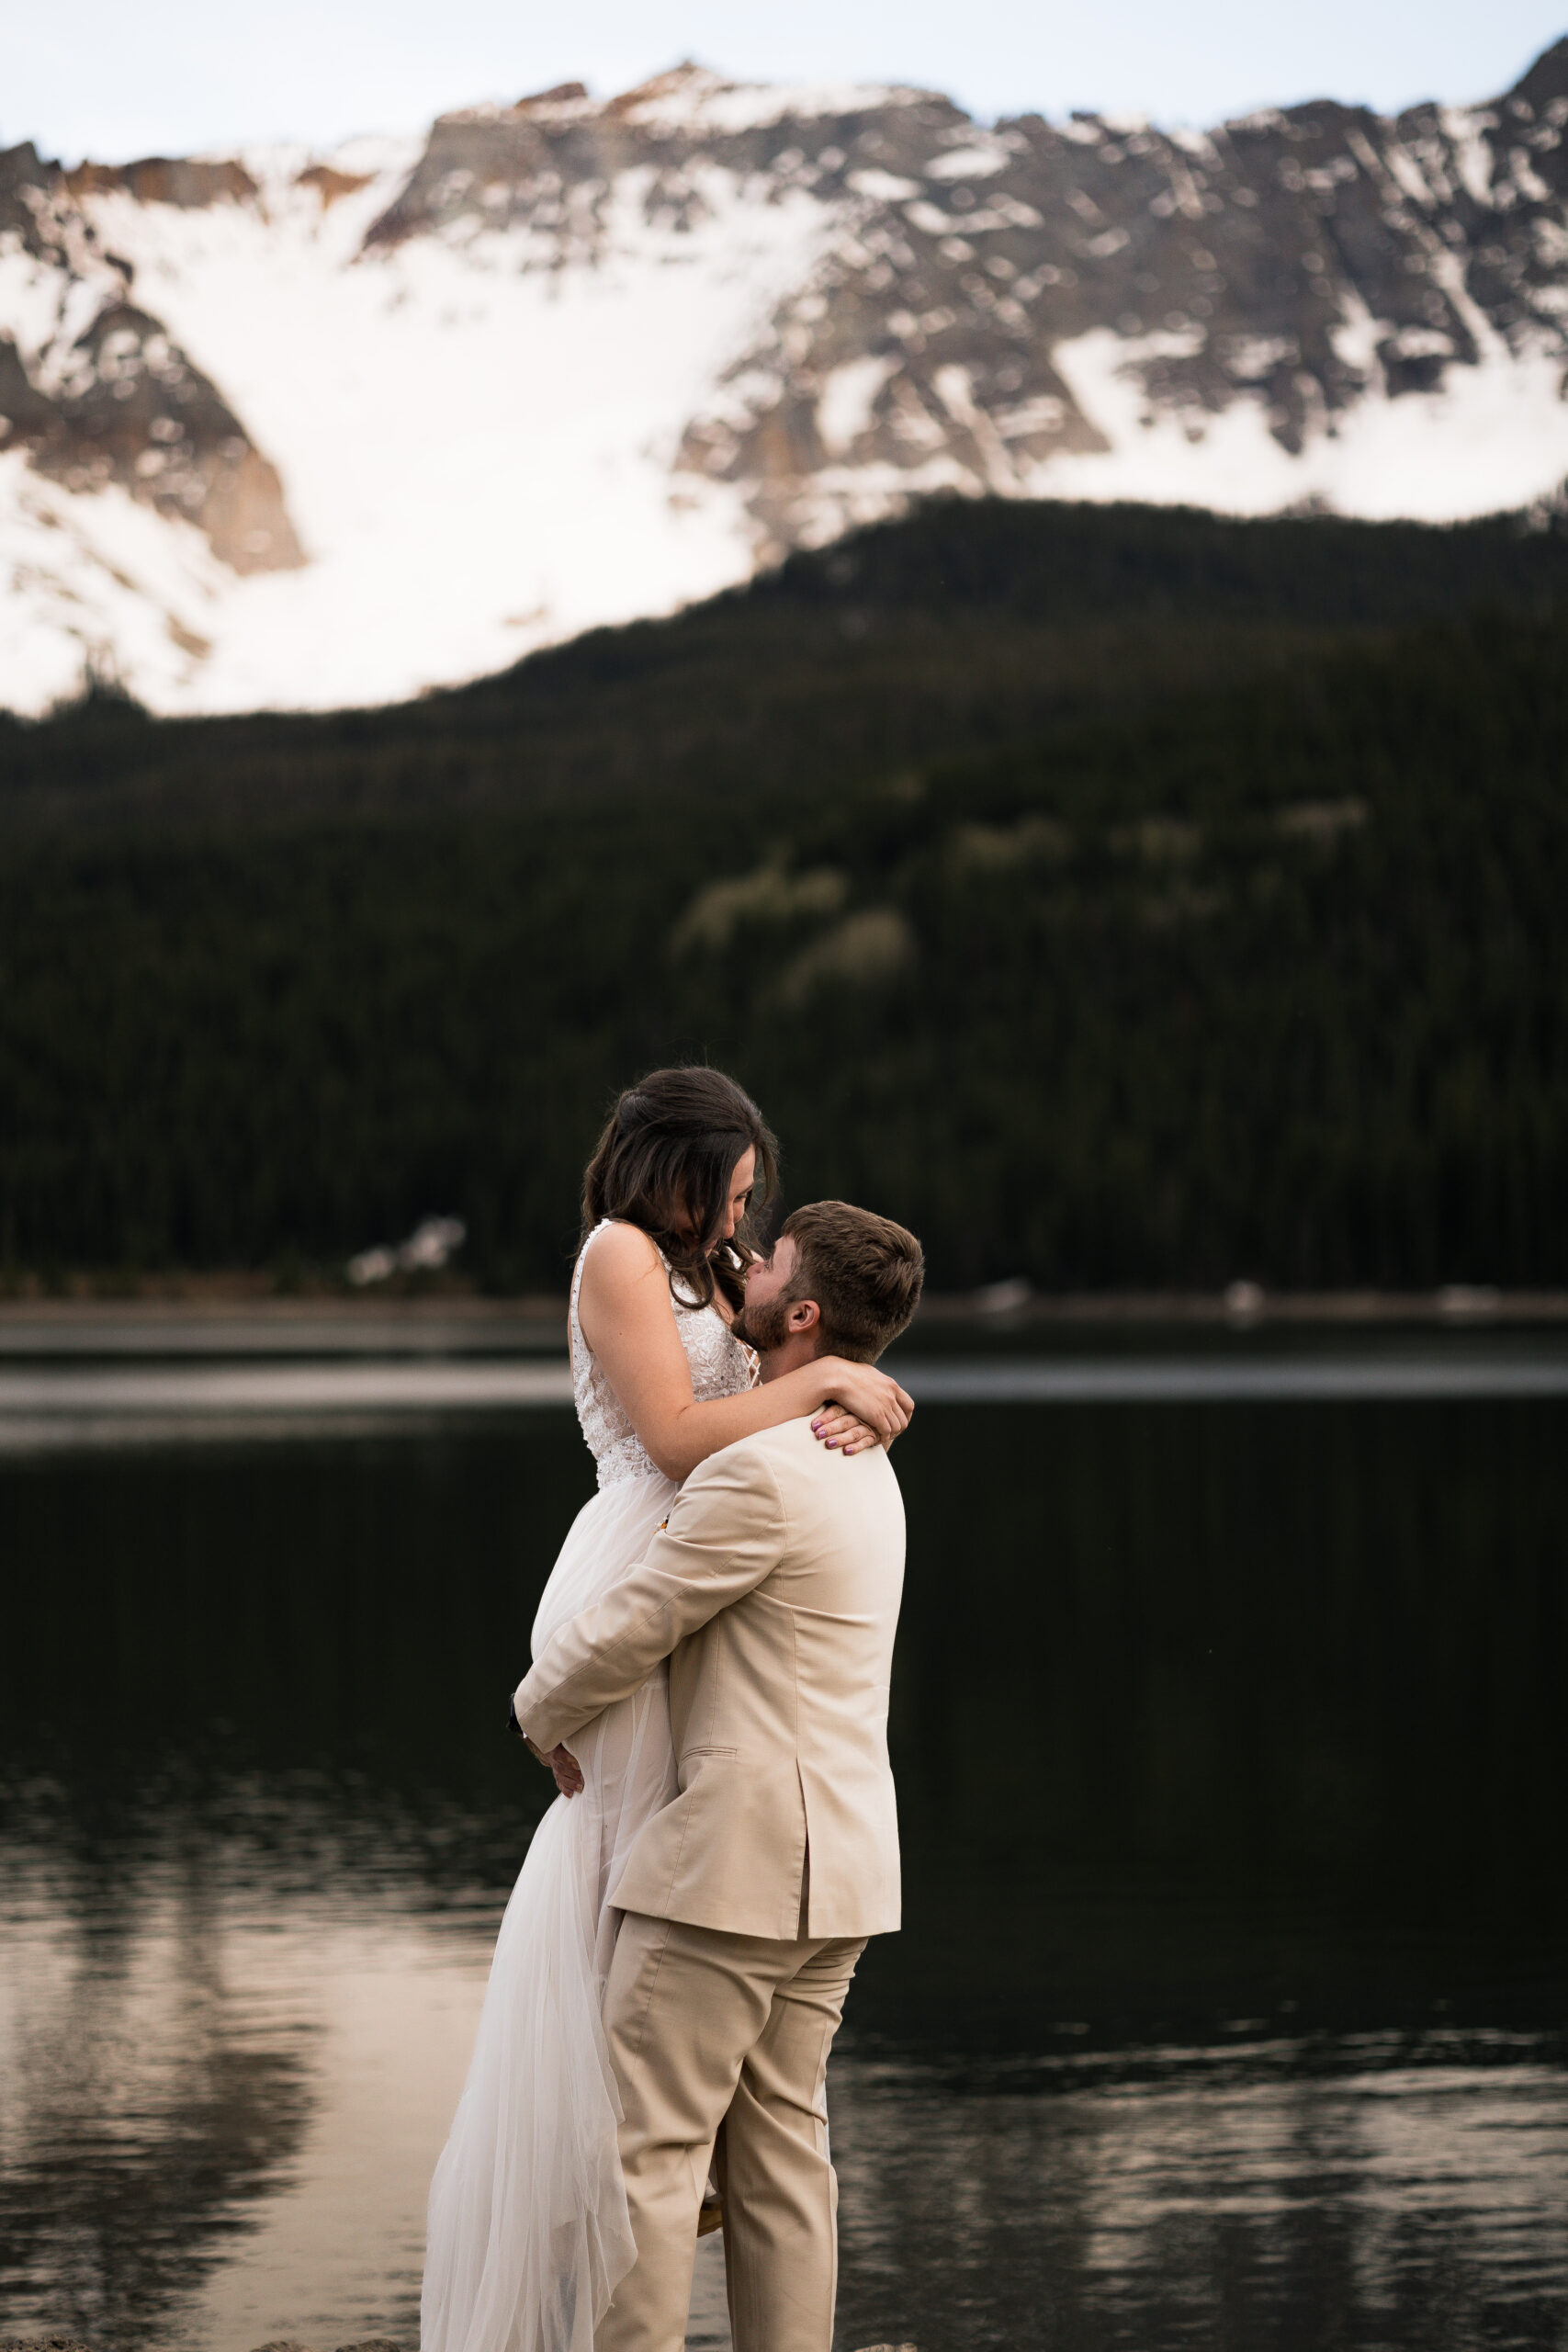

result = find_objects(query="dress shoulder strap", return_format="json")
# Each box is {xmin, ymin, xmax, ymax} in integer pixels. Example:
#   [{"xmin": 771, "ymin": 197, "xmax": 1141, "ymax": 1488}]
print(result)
[
  {"xmin": 570, "ymin": 1218, "xmax": 672, "ymax": 1356},
  {"xmin": 570, "ymin": 1217, "xmax": 615, "ymax": 1322},
  {"xmin": 569, "ymin": 1217, "xmax": 617, "ymax": 1374}
]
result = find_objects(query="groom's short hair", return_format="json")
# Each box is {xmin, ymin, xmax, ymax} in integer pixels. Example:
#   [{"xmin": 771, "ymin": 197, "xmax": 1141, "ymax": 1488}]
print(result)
[{"xmin": 780, "ymin": 1202, "xmax": 924, "ymax": 1363}]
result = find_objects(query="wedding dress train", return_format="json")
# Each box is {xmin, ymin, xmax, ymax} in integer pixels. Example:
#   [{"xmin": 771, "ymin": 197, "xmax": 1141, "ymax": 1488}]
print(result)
[{"xmin": 420, "ymin": 1220, "xmax": 754, "ymax": 2352}]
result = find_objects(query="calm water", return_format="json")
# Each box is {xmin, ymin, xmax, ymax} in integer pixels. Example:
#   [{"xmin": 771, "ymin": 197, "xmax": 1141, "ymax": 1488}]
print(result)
[{"xmin": 2, "ymin": 1335, "xmax": 1565, "ymax": 2351}]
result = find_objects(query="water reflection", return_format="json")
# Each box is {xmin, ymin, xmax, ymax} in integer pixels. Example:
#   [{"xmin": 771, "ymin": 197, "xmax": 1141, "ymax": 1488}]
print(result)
[
  {"xmin": 1, "ymin": 1382, "xmax": 1565, "ymax": 2349},
  {"xmin": 6, "ymin": 1809, "xmax": 1563, "ymax": 2352},
  {"xmin": 1, "ymin": 1839, "xmax": 313, "ymax": 2347},
  {"xmin": 0, "ymin": 1801, "xmax": 735, "ymax": 2352},
  {"xmin": 831, "ymin": 2040, "xmax": 1568, "ymax": 2350}
]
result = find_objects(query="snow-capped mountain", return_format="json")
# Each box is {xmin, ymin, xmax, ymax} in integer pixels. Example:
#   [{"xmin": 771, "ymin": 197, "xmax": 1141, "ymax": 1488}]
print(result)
[{"xmin": 4, "ymin": 43, "xmax": 1568, "ymax": 717}]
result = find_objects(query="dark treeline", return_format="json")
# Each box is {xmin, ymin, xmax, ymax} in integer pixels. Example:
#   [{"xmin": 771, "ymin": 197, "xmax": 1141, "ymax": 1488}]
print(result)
[
  {"xmin": 1, "ymin": 497, "xmax": 1565, "ymax": 1290},
  {"xmin": 7, "ymin": 495, "xmax": 1568, "ymax": 827}
]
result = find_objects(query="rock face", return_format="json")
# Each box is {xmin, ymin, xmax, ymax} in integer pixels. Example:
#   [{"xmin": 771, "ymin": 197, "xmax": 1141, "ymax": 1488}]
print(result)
[
  {"xmin": 0, "ymin": 142, "xmax": 301, "ymax": 575},
  {"xmin": 347, "ymin": 51, "xmax": 1568, "ymax": 554},
  {"xmin": 684, "ymin": 45, "xmax": 1568, "ymax": 547},
  {"xmin": 2, "ymin": 46, "xmax": 1567, "ymax": 714}
]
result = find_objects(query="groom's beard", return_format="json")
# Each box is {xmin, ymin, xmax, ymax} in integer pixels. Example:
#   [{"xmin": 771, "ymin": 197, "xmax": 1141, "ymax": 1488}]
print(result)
[{"xmin": 730, "ymin": 1291, "xmax": 793, "ymax": 1356}]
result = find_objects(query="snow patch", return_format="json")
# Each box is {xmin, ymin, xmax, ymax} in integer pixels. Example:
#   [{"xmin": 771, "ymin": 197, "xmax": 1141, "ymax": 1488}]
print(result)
[
  {"xmin": 1224, "ymin": 335, "xmax": 1298, "ymax": 377},
  {"xmin": 1389, "ymin": 326, "xmax": 1456, "ymax": 358},
  {"xmin": 1330, "ymin": 292, "xmax": 1388, "ymax": 379},
  {"xmin": 624, "ymin": 75, "xmax": 923, "ymax": 133},
  {"xmin": 32, "ymin": 159, "xmax": 839, "ymax": 712},
  {"xmin": 0, "ymin": 450, "xmax": 228, "ymax": 716},
  {"xmin": 816, "ymin": 355, "xmax": 896, "ymax": 455},
  {"xmin": 847, "ymin": 169, "xmax": 921, "ymax": 202},
  {"xmin": 1044, "ymin": 326, "xmax": 1568, "ymax": 521},
  {"xmin": 1439, "ymin": 107, "xmax": 1498, "ymax": 205},
  {"xmin": 1382, "ymin": 138, "xmax": 1438, "ymax": 206},
  {"xmin": 925, "ymin": 146, "xmax": 1010, "ymax": 180}
]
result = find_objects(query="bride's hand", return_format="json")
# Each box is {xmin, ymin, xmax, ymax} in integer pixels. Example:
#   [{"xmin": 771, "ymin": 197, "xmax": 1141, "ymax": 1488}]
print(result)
[
  {"xmin": 811, "ymin": 1408, "xmax": 888, "ymax": 1455},
  {"xmin": 809, "ymin": 1358, "xmax": 914, "ymax": 1452}
]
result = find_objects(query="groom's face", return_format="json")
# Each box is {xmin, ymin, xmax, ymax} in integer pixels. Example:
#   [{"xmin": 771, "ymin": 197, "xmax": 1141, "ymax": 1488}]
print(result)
[{"xmin": 733, "ymin": 1236, "xmax": 807, "ymax": 1354}]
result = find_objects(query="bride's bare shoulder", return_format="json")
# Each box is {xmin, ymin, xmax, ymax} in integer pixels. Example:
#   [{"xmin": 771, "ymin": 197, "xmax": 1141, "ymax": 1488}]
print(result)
[{"xmin": 579, "ymin": 1218, "xmax": 665, "ymax": 1298}]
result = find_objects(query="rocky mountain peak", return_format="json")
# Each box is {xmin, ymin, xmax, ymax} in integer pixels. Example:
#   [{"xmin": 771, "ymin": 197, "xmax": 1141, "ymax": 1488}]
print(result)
[
  {"xmin": 0, "ymin": 141, "xmax": 300, "ymax": 579},
  {"xmin": 1507, "ymin": 33, "xmax": 1568, "ymax": 110},
  {"xmin": 342, "ymin": 45, "xmax": 1568, "ymax": 560}
]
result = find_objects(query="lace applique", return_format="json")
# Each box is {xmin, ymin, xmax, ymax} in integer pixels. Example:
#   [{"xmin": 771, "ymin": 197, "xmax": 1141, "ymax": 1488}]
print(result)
[{"xmin": 570, "ymin": 1218, "xmax": 757, "ymax": 1487}]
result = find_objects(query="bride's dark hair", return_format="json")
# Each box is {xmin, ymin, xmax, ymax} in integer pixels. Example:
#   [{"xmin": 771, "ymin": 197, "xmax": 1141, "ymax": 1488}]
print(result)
[{"xmin": 581, "ymin": 1067, "xmax": 780, "ymax": 1314}]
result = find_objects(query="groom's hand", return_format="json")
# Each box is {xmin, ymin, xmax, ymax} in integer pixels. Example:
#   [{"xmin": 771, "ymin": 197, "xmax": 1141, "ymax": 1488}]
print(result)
[
  {"xmin": 510, "ymin": 1698, "xmax": 584, "ymax": 1796},
  {"xmin": 544, "ymin": 1743, "xmax": 584, "ymax": 1798}
]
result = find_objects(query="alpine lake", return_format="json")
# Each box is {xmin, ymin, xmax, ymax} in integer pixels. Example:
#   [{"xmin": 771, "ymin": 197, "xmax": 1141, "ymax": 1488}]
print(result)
[{"xmin": 1, "ymin": 1310, "xmax": 1564, "ymax": 2352}]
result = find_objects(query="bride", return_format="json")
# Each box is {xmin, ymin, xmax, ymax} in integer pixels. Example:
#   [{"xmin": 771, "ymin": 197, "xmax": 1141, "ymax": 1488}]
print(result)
[{"xmin": 420, "ymin": 1067, "xmax": 914, "ymax": 2352}]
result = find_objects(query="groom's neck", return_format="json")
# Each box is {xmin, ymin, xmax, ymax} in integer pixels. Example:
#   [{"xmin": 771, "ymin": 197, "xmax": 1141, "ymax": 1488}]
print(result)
[{"xmin": 757, "ymin": 1333, "xmax": 827, "ymax": 1385}]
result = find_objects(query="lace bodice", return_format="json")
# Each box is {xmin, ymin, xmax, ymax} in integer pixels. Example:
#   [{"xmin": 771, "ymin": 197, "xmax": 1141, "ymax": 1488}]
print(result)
[{"xmin": 570, "ymin": 1218, "xmax": 757, "ymax": 1487}]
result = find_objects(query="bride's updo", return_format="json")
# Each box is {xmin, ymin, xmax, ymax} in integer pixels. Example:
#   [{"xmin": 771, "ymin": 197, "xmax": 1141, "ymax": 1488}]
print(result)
[{"xmin": 581, "ymin": 1067, "xmax": 780, "ymax": 1315}]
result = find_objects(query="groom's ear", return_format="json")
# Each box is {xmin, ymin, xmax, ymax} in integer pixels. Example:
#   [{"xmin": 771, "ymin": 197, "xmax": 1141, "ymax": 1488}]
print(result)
[{"xmin": 787, "ymin": 1295, "xmax": 821, "ymax": 1335}]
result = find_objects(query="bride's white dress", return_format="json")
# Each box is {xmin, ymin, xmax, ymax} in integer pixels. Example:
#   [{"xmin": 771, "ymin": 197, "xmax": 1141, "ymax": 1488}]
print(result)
[{"xmin": 420, "ymin": 1219, "xmax": 756, "ymax": 2352}]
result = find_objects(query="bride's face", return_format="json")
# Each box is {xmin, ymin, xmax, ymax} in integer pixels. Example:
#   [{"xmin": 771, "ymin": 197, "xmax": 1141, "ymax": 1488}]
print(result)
[{"xmin": 675, "ymin": 1145, "xmax": 757, "ymax": 1253}]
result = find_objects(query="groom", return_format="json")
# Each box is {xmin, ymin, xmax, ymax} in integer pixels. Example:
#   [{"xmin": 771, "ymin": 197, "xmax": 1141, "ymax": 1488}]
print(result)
[{"xmin": 513, "ymin": 1199, "xmax": 923, "ymax": 2352}]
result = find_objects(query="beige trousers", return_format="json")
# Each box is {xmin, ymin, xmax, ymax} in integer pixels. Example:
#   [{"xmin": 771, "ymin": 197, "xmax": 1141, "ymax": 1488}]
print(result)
[{"xmin": 594, "ymin": 1907, "xmax": 865, "ymax": 2352}]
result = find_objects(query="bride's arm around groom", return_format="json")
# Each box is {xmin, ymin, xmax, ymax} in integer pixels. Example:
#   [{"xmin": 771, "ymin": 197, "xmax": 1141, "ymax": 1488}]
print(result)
[{"xmin": 513, "ymin": 1199, "xmax": 924, "ymax": 2352}]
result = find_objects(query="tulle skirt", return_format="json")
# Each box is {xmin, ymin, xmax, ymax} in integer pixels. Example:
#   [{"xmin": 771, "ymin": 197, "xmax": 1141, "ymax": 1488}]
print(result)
[{"xmin": 421, "ymin": 1470, "xmax": 682, "ymax": 2352}]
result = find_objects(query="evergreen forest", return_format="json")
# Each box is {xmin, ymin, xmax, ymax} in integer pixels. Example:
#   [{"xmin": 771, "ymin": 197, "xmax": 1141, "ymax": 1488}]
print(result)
[{"xmin": 2, "ymin": 494, "xmax": 1565, "ymax": 1292}]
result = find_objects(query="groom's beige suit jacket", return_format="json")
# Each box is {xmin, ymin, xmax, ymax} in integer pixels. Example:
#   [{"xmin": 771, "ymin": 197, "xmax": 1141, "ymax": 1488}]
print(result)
[{"xmin": 513, "ymin": 1414, "xmax": 905, "ymax": 1941}]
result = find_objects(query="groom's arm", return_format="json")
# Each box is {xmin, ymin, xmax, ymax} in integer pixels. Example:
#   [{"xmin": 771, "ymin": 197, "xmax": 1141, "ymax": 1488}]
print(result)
[{"xmin": 513, "ymin": 1440, "xmax": 788, "ymax": 1756}]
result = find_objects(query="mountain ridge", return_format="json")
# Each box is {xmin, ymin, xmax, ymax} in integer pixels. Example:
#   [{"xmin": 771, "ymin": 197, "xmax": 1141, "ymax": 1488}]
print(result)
[{"xmin": 3, "ymin": 42, "xmax": 1567, "ymax": 716}]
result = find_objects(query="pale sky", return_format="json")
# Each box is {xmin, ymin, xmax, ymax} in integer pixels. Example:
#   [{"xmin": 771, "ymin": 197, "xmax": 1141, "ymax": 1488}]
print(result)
[{"xmin": 4, "ymin": 0, "xmax": 1564, "ymax": 166}]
